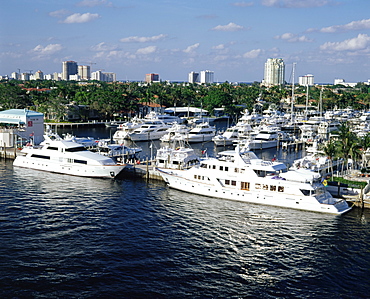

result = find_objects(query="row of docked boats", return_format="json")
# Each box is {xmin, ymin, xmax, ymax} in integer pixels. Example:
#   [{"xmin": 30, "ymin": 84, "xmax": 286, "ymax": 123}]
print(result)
[{"xmin": 14, "ymin": 106, "xmax": 369, "ymax": 215}]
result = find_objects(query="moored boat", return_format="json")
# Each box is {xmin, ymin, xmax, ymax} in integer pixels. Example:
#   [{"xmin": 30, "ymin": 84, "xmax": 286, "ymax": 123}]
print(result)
[
  {"xmin": 13, "ymin": 132, "xmax": 126, "ymax": 178},
  {"xmin": 156, "ymin": 146, "xmax": 351, "ymax": 214}
]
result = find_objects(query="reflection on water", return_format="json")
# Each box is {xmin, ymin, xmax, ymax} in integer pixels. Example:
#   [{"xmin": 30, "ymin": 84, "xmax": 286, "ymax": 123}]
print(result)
[{"xmin": 1, "ymin": 155, "xmax": 370, "ymax": 297}]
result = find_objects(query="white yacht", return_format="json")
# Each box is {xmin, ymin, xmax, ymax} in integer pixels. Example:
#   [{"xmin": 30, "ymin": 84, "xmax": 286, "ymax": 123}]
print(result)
[
  {"xmin": 245, "ymin": 126, "xmax": 280, "ymax": 150},
  {"xmin": 112, "ymin": 118, "xmax": 146, "ymax": 143},
  {"xmin": 13, "ymin": 133, "xmax": 126, "ymax": 178},
  {"xmin": 156, "ymin": 146, "xmax": 351, "ymax": 214},
  {"xmin": 160, "ymin": 123, "xmax": 190, "ymax": 143},
  {"xmin": 127, "ymin": 120, "xmax": 171, "ymax": 141},
  {"xmin": 212, "ymin": 123, "xmax": 254, "ymax": 146},
  {"xmin": 176, "ymin": 122, "xmax": 216, "ymax": 143},
  {"xmin": 155, "ymin": 144, "xmax": 200, "ymax": 170}
]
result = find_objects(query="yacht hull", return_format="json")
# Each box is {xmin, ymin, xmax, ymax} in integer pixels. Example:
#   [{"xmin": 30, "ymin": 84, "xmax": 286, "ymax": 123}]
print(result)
[
  {"xmin": 157, "ymin": 169, "xmax": 352, "ymax": 215},
  {"xmin": 13, "ymin": 156, "xmax": 125, "ymax": 178}
]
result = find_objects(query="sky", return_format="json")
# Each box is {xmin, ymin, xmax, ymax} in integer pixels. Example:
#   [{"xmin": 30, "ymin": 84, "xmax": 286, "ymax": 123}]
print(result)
[{"xmin": 1, "ymin": 0, "xmax": 370, "ymax": 83}]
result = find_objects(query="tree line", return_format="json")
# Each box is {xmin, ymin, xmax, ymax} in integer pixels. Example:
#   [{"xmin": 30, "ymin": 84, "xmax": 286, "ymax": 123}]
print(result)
[{"xmin": 1, "ymin": 79, "xmax": 370, "ymax": 122}]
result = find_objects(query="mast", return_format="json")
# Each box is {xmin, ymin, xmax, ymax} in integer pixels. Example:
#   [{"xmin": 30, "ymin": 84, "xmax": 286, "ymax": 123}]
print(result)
[{"xmin": 291, "ymin": 63, "xmax": 296, "ymax": 120}]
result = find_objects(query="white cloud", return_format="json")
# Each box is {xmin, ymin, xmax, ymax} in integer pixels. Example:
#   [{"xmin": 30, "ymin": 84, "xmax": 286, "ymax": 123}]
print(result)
[
  {"xmin": 212, "ymin": 44, "xmax": 225, "ymax": 50},
  {"xmin": 212, "ymin": 22, "xmax": 245, "ymax": 32},
  {"xmin": 32, "ymin": 44, "xmax": 63, "ymax": 55},
  {"xmin": 183, "ymin": 43, "xmax": 200, "ymax": 53},
  {"xmin": 90, "ymin": 42, "xmax": 118, "ymax": 51},
  {"xmin": 275, "ymin": 32, "xmax": 313, "ymax": 42},
  {"xmin": 243, "ymin": 49, "xmax": 262, "ymax": 58},
  {"xmin": 76, "ymin": 0, "xmax": 112, "ymax": 7},
  {"xmin": 320, "ymin": 34, "xmax": 370, "ymax": 51},
  {"xmin": 231, "ymin": 2, "xmax": 254, "ymax": 7},
  {"xmin": 62, "ymin": 13, "xmax": 100, "ymax": 24},
  {"xmin": 136, "ymin": 46, "xmax": 157, "ymax": 55},
  {"xmin": 49, "ymin": 9, "xmax": 70, "ymax": 18},
  {"xmin": 120, "ymin": 34, "xmax": 167, "ymax": 43},
  {"xmin": 262, "ymin": 0, "xmax": 330, "ymax": 8},
  {"xmin": 320, "ymin": 19, "xmax": 370, "ymax": 33}
]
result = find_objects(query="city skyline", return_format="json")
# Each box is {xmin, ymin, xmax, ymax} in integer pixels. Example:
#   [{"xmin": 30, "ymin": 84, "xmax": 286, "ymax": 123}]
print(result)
[{"xmin": 1, "ymin": 0, "xmax": 370, "ymax": 83}]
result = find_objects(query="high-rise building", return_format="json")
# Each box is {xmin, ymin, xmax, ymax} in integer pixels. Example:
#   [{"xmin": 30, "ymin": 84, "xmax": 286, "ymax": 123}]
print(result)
[
  {"xmin": 299, "ymin": 74, "xmax": 314, "ymax": 86},
  {"xmin": 11, "ymin": 72, "xmax": 19, "ymax": 80},
  {"xmin": 145, "ymin": 73, "xmax": 159, "ymax": 83},
  {"xmin": 62, "ymin": 61, "xmax": 78, "ymax": 80},
  {"xmin": 91, "ymin": 70, "xmax": 116, "ymax": 82},
  {"xmin": 200, "ymin": 70, "xmax": 214, "ymax": 84},
  {"xmin": 262, "ymin": 58, "xmax": 285, "ymax": 86},
  {"xmin": 78, "ymin": 65, "xmax": 91, "ymax": 80},
  {"xmin": 188, "ymin": 71, "xmax": 199, "ymax": 83},
  {"xmin": 34, "ymin": 70, "xmax": 44, "ymax": 80}
]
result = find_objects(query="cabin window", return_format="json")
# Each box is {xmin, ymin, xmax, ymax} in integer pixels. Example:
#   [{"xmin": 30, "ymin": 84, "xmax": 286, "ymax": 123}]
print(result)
[
  {"xmin": 255, "ymin": 183, "xmax": 261, "ymax": 189},
  {"xmin": 241, "ymin": 182, "xmax": 250, "ymax": 191},
  {"xmin": 231, "ymin": 180, "xmax": 236, "ymax": 186},
  {"xmin": 225, "ymin": 167, "xmax": 229, "ymax": 172},
  {"xmin": 65, "ymin": 146, "xmax": 86, "ymax": 152},
  {"xmin": 240, "ymin": 168, "xmax": 245, "ymax": 173},
  {"xmin": 31, "ymin": 154, "xmax": 50, "ymax": 160},
  {"xmin": 225, "ymin": 179, "xmax": 230, "ymax": 185},
  {"xmin": 213, "ymin": 165, "xmax": 216, "ymax": 169},
  {"xmin": 47, "ymin": 146, "xmax": 58, "ymax": 151},
  {"xmin": 270, "ymin": 185, "xmax": 277, "ymax": 192},
  {"xmin": 300, "ymin": 189, "xmax": 311, "ymax": 196},
  {"xmin": 220, "ymin": 166, "xmax": 224, "ymax": 171},
  {"xmin": 74, "ymin": 159, "xmax": 87, "ymax": 165},
  {"xmin": 263, "ymin": 184, "xmax": 268, "ymax": 190},
  {"xmin": 201, "ymin": 163, "xmax": 207, "ymax": 168},
  {"xmin": 194, "ymin": 175, "xmax": 197, "ymax": 179},
  {"xmin": 234, "ymin": 168, "xmax": 239, "ymax": 173},
  {"xmin": 278, "ymin": 186, "xmax": 284, "ymax": 192}
]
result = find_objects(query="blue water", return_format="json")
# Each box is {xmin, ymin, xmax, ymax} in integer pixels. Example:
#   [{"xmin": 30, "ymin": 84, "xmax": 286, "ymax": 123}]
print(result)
[{"xmin": 1, "ymin": 126, "xmax": 370, "ymax": 298}]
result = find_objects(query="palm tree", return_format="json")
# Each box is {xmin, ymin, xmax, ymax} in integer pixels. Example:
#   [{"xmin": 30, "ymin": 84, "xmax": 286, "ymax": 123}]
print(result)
[
  {"xmin": 322, "ymin": 138, "xmax": 337, "ymax": 178},
  {"xmin": 334, "ymin": 122, "xmax": 359, "ymax": 174}
]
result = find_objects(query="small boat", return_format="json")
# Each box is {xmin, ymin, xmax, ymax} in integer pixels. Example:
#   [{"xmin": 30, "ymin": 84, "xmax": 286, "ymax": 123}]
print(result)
[
  {"xmin": 155, "ymin": 142, "xmax": 200, "ymax": 170},
  {"xmin": 63, "ymin": 133, "xmax": 97, "ymax": 147},
  {"xmin": 13, "ymin": 132, "xmax": 126, "ymax": 178},
  {"xmin": 156, "ymin": 146, "xmax": 351, "ymax": 214},
  {"xmin": 92, "ymin": 139, "xmax": 142, "ymax": 163}
]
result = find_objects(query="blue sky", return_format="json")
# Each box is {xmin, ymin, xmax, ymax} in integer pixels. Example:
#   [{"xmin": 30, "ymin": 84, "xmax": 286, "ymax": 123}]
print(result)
[{"xmin": 1, "ymin": 0, "xmax": 370, "ymax": 83}]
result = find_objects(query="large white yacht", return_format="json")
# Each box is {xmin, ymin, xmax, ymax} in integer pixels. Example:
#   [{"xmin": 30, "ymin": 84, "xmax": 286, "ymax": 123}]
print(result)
[
  {"xmin": 156, "ymin": 146, "xmax": 351, "ymax": 214},
  {"xmin": 13, "ymin": 133, "xmax": 126, "ymax": 178}
]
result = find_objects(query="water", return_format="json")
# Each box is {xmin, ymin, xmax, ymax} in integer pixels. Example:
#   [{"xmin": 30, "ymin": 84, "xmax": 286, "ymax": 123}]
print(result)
[{"xmin": 1, "ymin": 126, "xmax": 370, "ymax": 298}]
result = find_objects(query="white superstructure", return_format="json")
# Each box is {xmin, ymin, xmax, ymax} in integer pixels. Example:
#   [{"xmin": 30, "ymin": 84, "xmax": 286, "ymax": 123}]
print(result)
[{"xmin": 156, "ymin": 147, "xmax": 351, "ymax": 214}]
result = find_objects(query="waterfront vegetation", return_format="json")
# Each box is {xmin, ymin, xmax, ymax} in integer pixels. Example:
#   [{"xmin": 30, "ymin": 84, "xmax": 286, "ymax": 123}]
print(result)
[
  {"xmin": 1, "ymin": 79, "xmax": 370, "ymax": 122},
  {"xmin": 2, "ymin": 79, "xmax": 370, "ymax": 171}
]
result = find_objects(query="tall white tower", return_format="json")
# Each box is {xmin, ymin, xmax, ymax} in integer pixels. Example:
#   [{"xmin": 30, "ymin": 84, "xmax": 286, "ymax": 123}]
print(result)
[{"xmin": 262, "ymin": 58, "xmax": 285, "ymax": 86}]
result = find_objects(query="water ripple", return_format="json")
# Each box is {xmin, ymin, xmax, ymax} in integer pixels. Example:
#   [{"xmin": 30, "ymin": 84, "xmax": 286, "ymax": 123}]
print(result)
[{"xmin": 0, "ymin": 160, "xmax": 369, "ymax": 298}]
